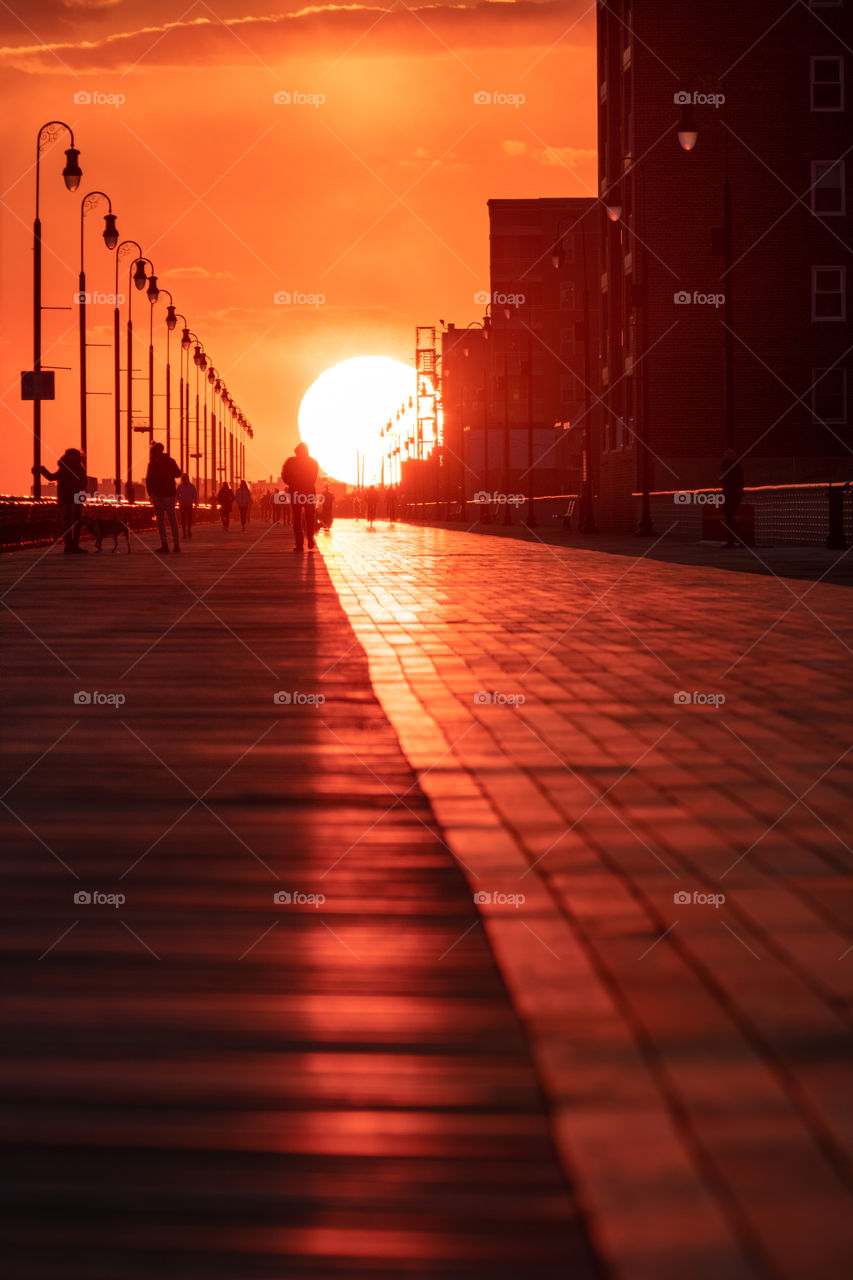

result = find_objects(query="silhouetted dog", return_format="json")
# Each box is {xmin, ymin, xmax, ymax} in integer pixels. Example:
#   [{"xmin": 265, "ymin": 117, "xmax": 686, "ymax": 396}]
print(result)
[{"xmin": 84, "ymin": 515, "xmax": 131, "ymax": 553}]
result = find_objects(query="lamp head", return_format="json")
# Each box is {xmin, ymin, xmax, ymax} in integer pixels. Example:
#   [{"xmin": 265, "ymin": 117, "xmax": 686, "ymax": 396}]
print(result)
[
  {"xmin": 165, "ymin": 305, "xmax": 177, "ymax": 331},
  {"xmin": 678, "ymin": 103, "xmax": 698, "ymax": 151},
  {"xmin": 62, "ymin": 147, "xmax": 82, "ymax": 192},
  {"xmin": 146, "ymin": 275, "xmax": 159, "ymax": 304},
  {"xmin": 180, "ymin": 328, "xmax": 192, "ymax": 350},
  {"xmin": 208, "ymin": 367, "xmax": 215, "ymax": 385},
  {"xmin": 132, "ymin": 259, "xmax": 148, "ymax": 291},
  {"xmin": 102, "ymin": 212, "xmax": 119, "ymax": 250}
]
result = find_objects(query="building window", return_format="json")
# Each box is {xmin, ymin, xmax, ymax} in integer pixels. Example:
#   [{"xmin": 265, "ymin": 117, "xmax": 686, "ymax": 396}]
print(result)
[
  {"xmin": 811, "ymin": 56, "xmax": 844, "ymax": 110},
  {"xmin": 812, "ymin": 161, "xmax": 846, "ymax": 215},
  {"xmin": 812, "ymin": 266, "xmax": 846, "ymax": 320},
  {"xmin": 812, "ymin": 368, "xmax": 847, "ymax": 423}
]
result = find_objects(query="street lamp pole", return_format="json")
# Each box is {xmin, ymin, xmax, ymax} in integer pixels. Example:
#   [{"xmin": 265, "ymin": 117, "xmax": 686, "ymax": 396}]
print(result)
[
  {"xmin": 33, "ymin": 121, "xmax": 82, "ymax": 498},
  {"xmin": 78, "ymin": 192, "xmax": 118, "ymax": 461},
  {"xmin": 113, "ymin": 241, "xmax": 142, "ymax": 497},
  {"xmin": 126, "ymin": 253, "xmax": 150, "ymax": 497}
]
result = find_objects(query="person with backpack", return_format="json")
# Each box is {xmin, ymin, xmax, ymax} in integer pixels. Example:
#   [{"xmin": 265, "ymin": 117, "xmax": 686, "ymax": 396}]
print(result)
[
  {"xmin": 281, "ymin": 442, "xmax": 319, "ymax": 552},
  {"xmin": 235, "ymin": 480, "xmax": 252, "ymax": 531},
  {"xmin": 145, "ymin": 441, "xmax": 182, "ymax": 554},
  {"xmin": 176, "ymin": 473, "xmax": 197, "ymax": 540},
  {"xmin": 216, "ymin": 481, "xmax": 234, "ymax": 531}
]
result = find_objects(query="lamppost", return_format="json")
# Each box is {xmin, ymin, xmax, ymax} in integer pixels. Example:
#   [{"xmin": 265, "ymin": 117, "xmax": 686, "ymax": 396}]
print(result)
[
  {"xmin": 459, "ymin": 321, "xmax": 489, "ymax": 521},
  {"xmin": 125, "ymin": 253, "xmax": 153, "ymax": 497},
  {"xmin": 178, "ymin": 321, "xmax": 193, "ymax": 476},
  {"xmin": 112, "ymin": 240, "xmax": 142, "ymax": 497},
  {"xmin": 189, "ymin": 338, "xmax": 206, "ymax": 493},
  {"xmin": 78, "ymin": 191, "xmax": 118, "ymax": 461},
  {"xmin": 132, "ymin": 258, "xmax": 159, "ymax": 448},
  {"xmin": 206, "ymin": 365, "xmax": 221, "ymax": 499},
  {"xmin": 677, "ymin": 71, "xmax": 734, "ymax": 452},
  {"xmin": 32, "ymin": 121, "xmax": 82, "ymax": 499},
  {"xmin": 552, "ymin": 213, "xmax": 597, "ymax": 532},
  {"xmin": 152, "ymin": 291, "xmax": 178, "ymax": 456}
]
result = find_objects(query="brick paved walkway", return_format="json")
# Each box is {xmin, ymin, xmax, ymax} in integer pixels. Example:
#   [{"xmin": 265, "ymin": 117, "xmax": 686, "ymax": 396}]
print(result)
[
  {"xmin": 323, "ymin": 520, "xmax": 853, "ymax": 1280},
  {"xmin": 0, "ymin": 523, "xmax": 601, "ymax": 1279}
]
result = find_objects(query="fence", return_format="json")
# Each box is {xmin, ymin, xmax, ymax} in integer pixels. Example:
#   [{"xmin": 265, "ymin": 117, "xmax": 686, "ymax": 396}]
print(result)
[{"xmin": 0, "ymin": 497, "xmax": 218, "ymax": 552}]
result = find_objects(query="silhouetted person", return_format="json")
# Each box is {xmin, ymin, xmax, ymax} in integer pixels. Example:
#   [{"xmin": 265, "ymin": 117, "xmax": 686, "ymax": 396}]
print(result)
[
  {"xmin": 281, "ymin": 441, "xmax": 319, "ymax": 552},
  {"xmin": 146, "ymin": 441, "xmax": 181, "ymax": 554},
  {"xmin": 235, "ymin": 480, "xmax": 252, "ymax": 530},
  {"xmin": 318, "ymin": 483, "xmax": 335, "ymax": 530},
  {"xmin": 352, "ymin": 493, "xmax": 361, "ymax": 520},
  {"xmin": 217, "ymin": 482, "xmax": 234, "ymax": 530},
  {"xmin": 34, "ymin": 447, "xmax": 88, "ymax": 555},
  {"xmin": 386, "ymin": 488, "xmax": 397, "ymax": 523},
  {"xmin": 176, "ymin": 473, "xmax": 197, "ymax": 539},
  {"xmin": 125, "ymin": 479, "xmax": 136, "ymax": 504},
  {"xmin": 366, "ymin": 485, "xmax": 378, "ymax": 528},
  {"xmin": 720, "ymin": 448, "xmax": 745, "ymax": 548}
]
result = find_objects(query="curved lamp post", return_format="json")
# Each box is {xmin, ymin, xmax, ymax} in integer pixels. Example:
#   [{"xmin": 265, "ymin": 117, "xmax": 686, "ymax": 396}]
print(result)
[
  {"xmin": 32, "ymin": 121, "xmax": 82, "ymax": 498},
  {"xmin": 112, "ymin": 240, "xmax": 142, "ymax": 497},
  {"xmin": 150, "ymin": 289, "xmax": 178, "ymax": 456},
  {"xmin": 78, "ymin": 191, "xmax": 118, "ymax": 461}
]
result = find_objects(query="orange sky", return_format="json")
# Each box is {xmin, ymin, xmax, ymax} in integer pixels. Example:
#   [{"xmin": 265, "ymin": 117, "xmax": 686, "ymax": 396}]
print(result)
[{"xmin": 0, "ymin": 0, "xmax": 596, "ymax": 490}]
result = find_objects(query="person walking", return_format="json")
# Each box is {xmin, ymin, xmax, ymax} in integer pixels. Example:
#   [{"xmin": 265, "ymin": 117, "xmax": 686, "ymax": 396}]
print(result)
[
  {"xmin": 720, "ymin": 448, "xmax": 745, "ymax": 548},
  {"xmin": 176, "ymin": 473, "xmax": 197, "ymax": 540},
  {"xmin": 365, "ymin": 484, "xmax": 379, "ymax": 528},
  {"xmin": 145, "ymin": 441, "xmax": 181, "ymax": 554},
  {"xmin": 319, "ymin": 483, "xmax": 335, "ymax": 531},
  {"xmin": 216, "ymin": 481, "xmax": 234, "ymax": 531},
  {"xmin": 235, "ymin": 480, "xmax": 252, "ymax": 531},
  {"xmin": 281, "ymin": 441, "xmax": 319, "ymax": 552},
  {"xmin": 33, "ymin": 447, "xmax": 89, "ymax": 555}
]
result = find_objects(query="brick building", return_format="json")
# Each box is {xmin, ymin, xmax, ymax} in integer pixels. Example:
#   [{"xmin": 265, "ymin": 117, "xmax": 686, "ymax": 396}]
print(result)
[{"xmin": 596, "ymin": 0, "xmax": 852, "ymax": 531}]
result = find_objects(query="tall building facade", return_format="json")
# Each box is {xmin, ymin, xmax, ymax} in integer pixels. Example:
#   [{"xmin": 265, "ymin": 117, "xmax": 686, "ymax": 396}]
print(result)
[
  {"xmin": 478, "ymin": 198, "xmax": 600, "ymax": 503},
  {"xmin": 597, "ymin": 0, "xmax": 851, "ymax": 530}
]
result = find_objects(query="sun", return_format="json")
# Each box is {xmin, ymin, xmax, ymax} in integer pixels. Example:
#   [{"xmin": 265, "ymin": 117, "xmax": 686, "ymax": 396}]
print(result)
[{"xmin": 297, "ymin": 356, "xmax": 416, "ymax": 487}]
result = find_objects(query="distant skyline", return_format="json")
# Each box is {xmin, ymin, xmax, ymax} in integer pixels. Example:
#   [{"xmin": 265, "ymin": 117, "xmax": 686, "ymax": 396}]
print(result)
[{"xmin": 0, "ymin": 0, "xmax": 596, "ymax": 491}]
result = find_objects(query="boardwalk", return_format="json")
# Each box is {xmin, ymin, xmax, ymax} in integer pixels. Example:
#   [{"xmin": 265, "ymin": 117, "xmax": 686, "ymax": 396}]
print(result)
[
  {"xmin": 0, "ymin": 523, "xmax": 599, "ymax": 1280},
  {"xmin": 2, "ymin": 516, "xmax": 853, "ymax": 1279}
]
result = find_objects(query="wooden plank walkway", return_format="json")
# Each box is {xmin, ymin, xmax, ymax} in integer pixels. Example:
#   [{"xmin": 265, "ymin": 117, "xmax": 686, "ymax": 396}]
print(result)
[{"xmin": 0, "ymin": 523, "xmax": 602, "ymax": 1279}]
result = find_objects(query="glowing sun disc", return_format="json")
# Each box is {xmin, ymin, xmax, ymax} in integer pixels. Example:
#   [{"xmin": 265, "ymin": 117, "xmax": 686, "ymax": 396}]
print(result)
[{"xmin": 297, "ymin": 356, "xmax": 416, "ymax": 487}]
